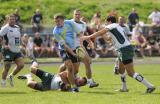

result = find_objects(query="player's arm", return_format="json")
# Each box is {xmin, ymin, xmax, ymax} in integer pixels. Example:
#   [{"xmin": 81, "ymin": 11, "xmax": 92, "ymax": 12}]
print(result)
[
  {"xmin": 53, "ymin": 33, "xmax": 76, "ymax": 56},
  {"xmin": 59, "ymin": 71, "xmax": 71, "ymax": 89},
  {"xmin": 81, "ymin": 28, "xmax": 109, "ymax": 41},
  {"xmin": 0, "ymin": 26, "xmax": 9, "ymax": 49}
]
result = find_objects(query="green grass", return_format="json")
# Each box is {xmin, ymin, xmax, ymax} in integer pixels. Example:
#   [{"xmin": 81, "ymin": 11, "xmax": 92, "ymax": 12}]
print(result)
[
  {"xmin": 0, "ymin": 61, "xmax": 160, "ymax": 104},
  {"xmin": 1, "ymin": 0, "xmax": 160, "ymax": 25}
]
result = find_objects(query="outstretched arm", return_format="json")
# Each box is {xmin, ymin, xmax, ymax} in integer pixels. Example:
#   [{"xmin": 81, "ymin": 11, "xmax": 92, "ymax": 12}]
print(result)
[{"xmin": 81, "ymin": 28, "xmax": 108, "ymax": 41}]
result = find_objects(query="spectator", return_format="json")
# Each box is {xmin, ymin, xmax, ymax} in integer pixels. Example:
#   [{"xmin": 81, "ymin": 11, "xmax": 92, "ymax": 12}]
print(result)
[
  {"xmin": 90, "ymin": 11, "xmax": 101, "ymax": 32},
  {"xmin": 132, "ymin": 24, "xmax": 148, "ymax": 57},
  {"xmin": 33, "ymin": 32, "xmax": 46, "ymax": 57},
  {"xmin": 51, "ymin": 38, "xmax": 61, "ymax": 57},
  {"xmin": 148, "ymin": 8, "xmax": 160, "ymax": 27},
  {"xmin": 31, "ymin": 9, "xmax": 43, "ymax": 32},
  {"xmin": 146, "ymin": 30, "xmax": 160, "ymax": 56},
  {"xmin": 128, "ymin": 8, "xmax": 139, "ymax": 31},
  {"xmin": 26, "ymin": 37, "xmax": 35, "ymax": 59},
  {"xmin": 44, "ymin": 34, "xmax": 53, "ymax": 57},
  {"xmin": 20, "ymin": 33, "xmax": 29, "ymax": 56}
]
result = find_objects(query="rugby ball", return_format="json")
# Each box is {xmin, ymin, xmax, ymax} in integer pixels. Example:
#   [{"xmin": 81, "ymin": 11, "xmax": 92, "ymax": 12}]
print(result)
[{"xmin": 76, "ymin": 47, "xmax": 85, "ymax": 59}]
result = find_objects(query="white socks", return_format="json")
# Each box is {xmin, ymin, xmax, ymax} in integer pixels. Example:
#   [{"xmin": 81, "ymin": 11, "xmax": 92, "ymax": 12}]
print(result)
[
  {"xmin": 87, "ymin": 78, "xmax": 93, "ymax": 84},
  {"xmin": 120, "ymin": 73, "xmax": 127, "ymax": 90},
  {"xmin": 133, "ymin": 73, "xmax": 154, "ymax": 88}
]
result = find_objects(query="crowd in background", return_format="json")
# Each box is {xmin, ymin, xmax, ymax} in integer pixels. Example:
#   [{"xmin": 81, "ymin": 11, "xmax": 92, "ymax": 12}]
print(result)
[{"xmin": 1, "ymin": 7, "xmax": 160, "ymax": 59}]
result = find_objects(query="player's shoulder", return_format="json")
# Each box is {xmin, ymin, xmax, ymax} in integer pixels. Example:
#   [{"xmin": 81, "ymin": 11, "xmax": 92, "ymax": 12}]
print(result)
[
  {"xmin": 105, "ymin": 23, "xmax": 118, "ymax": 30},
  {"xmin": 14, "ymin": 25, "xmax": 19, "ymax": 28},
  {"xmin": 53, "ymin": 26, "xmax": 59, "ymax": 34}
]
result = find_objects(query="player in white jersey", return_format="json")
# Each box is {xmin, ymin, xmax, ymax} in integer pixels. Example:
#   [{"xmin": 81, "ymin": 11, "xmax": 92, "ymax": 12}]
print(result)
[
  {"xmin": 18, "ymin": 61, "xmax": 87, "ymax": 91},
  {"xmin": 114, "ymin": 16, "xmax": 132, "ymax": 75},
  {"xmin": 59, "ymin": 9, "xmax": 99, "ymax": 88},
  {"xmin": 0, "ymin": 14, "xmax": 24, "ymax": 87},
  {"xmin": 81, "ymin": 16, "xmax": 155, "ymax": 93}
]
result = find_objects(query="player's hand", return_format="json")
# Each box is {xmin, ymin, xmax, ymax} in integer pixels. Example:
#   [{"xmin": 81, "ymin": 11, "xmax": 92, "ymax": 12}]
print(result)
[{"xmin": 80, "ymin": 36, "xmax": 90, "ymax": 41}]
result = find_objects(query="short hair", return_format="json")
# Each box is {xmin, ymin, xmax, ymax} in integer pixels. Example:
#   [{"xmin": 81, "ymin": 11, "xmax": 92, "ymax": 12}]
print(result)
[
  {"xmin": 9, "ymin": 14, "xmax": 15, "ymax": 18},
  {"xmin": 54, "ymin": 13, "xmax": 65, "ymax": 20},
  {"xmin": 82, "ymin": 77, "xmax": 87, "ymax": 85},
  {"xmin": 74, "ymin": 9, "xmax": 81, "ymax": 13},
  {"xmin": 106, "ymin": 16, "xmax": 116, "ymax": 23}
]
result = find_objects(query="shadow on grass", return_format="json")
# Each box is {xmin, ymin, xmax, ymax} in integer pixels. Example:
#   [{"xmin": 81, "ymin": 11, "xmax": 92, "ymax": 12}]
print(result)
[
  {"xmin": 80, "ymin": 90, "xmax": 116, "ymax": 95},
  {"xmin": 0, "ymin": 91, "xmax": 26, "ymax": 94}
]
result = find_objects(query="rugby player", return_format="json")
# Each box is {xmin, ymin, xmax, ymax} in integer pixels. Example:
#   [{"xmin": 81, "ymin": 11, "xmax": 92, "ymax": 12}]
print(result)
[
  {"xmin": 0, "ymin": 14, "xmax": 24, "ymax": 87},
  {"xmin": 81, "ymin": 16, "xmax": 155, "ymax": 93}
]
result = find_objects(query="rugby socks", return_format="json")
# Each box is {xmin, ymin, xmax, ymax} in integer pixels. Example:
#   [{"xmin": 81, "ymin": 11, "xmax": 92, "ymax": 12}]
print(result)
[
  {"xmin": 120, "ymin": 73, "xmax": 127, "ymax": 90},
  {"xmin": 1, "ymin": 79, "xmax": 6, "ymax": 87},
  {"xmin": 133, "ymin": 73, "xmax": 154, "ymax": 88},
  {"xmin": 87, "ymin": 78, "xmax": 93, "ymax": 84}
]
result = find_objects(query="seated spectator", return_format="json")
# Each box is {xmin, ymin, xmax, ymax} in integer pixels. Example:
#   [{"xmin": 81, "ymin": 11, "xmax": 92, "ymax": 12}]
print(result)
[
  {"xmin": 131, "ymin": 24, "xmax": 148, "ymax": 57},
  {"xmin": 33, "ymin": 32, "xmax": 46, "ymax": 57},
  {"xmin": 44, "ymin": 34, "xmax": 53, "ymax": 57},
  {"xmin": 51, "ymin": 38, "xmax": 61, "ymax": 57},
  {"xmin": 26, "ymin": 37, "xmax": 35, "ymax": 59},
  {"xmin": 20, "ymin": 33, "xmax": 29, "ymax": 57},
  {"xmin": 95, "ymin": 36, "xmax": 108, "ymax": 55},
  {"xmin": 146, "ymin": 30, "xmax": 160, "ymax": 56},
  {"xmin": 31, "ymin": 9, "xmax": 43, "ymax": 32}
]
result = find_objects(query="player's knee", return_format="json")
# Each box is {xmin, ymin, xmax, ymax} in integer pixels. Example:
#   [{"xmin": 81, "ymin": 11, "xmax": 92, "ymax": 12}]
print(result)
[
  {"xmin": 17, "ymin": 64, "xmax": 24, "ymax": 70},
  {"xmin": 127, "ymin": 72, "xmax": 133, "ymax": 77}
]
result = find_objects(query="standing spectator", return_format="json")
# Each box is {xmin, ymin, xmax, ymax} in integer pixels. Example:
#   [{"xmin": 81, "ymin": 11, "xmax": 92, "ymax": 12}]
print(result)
[
  {"xmin": 33, "ymin": 32, "xmax": 46, "ymax": 57},
  {"xmin": 148, "ymin": 8, "xmax": 160, "ymax": 27},
  {"xmin": 31, "ymin": 9, "xmax": 43, "ymax": 32},
  {"xmin": 128, "ymin": 8, "xmax": 139, "ymax": 31},
  {"xmin": 90, "ymin": 11, "xmax": 101, "ymax": 32}
]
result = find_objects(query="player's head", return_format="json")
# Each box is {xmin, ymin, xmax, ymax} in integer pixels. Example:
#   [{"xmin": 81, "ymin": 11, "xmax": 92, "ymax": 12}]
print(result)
[
  {"xmin": 106, "ymin": 16, "xmax": 116, "ymax": 24},
  {"xmin": 73, "ymin": 9, "xmax": 81, "ymax": 22},
  {"xmin": 54, "ymin": 13, "xmax": 65, "ymax": 27},
  {"xmin": 75, "ymin": 77, "xmax": 87, "ymax": 87},
  {"xmin": 118, "ymin": 16, "xmax": 125, "ymax": 24},
  {"xmin": 8, "ymin": 14, "xmax": 16, "ymax": 26}
]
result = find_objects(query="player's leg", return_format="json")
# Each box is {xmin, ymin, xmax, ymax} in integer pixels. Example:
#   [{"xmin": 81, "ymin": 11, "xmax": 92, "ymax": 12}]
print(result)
[
  {"xmin": 58, "ymin": 63, "xmax": 67, "ymax": 73},
  {"xmin": 118, "ymin": 61, "xmax": 128, "ymax": 92},
  {"xmin": 82, "ymin": 50, "xmax": 99, "ymax": 88},
  {"xmin": 8, "ymin": 54, "xmax": 24, "ymax": 87},
  {"xmin": 120, "ymin": 45, "xmax": 155, "ymax": 93},
  {"xmin": 113, "ymin": 58, "xmax": 119, "ymax": 75},
  {"xmin": 124, "ymin": 62, "xmax": 155, "ymax": 93},
  {"xmin": 1, "ymin": 61, "xmax": 11, "ymax": 87}
]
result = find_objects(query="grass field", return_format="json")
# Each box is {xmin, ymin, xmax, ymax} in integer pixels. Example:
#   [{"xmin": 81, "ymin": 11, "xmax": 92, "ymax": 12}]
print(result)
[{"xmin": 0, "ymin": 58, "xmax": 160, "ymax": 104}]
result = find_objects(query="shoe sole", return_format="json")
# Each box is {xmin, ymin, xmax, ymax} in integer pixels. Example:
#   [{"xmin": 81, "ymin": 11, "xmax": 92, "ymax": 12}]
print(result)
[{"xmin": 89, "ymin": 83, "xmax": 99, "ymax": 88}]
